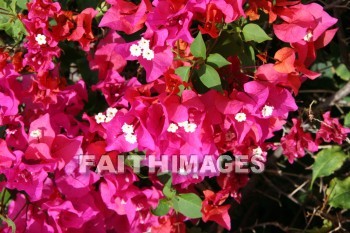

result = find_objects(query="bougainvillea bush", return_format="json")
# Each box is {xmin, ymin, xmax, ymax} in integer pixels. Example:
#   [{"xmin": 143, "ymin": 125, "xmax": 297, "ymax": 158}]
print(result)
[{"xmin": 1, "ymin": 0, "xmax": 350, "ymax": 232}]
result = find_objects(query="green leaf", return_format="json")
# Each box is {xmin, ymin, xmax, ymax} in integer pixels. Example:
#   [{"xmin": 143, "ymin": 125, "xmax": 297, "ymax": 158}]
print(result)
[
  {"xmin": 344, "ymin": 112, "xmax": 350, "ymax": 127},
  {"xmin": 7, "ymin": 19, "xmax": 26, "ymax": 41},
  {"xmin": 211, "ymin": 31, "xmax": 255, "ymax": 69},
  {"xmin": 177, "ymin": 84, "xmax": 185, "ymax": 96},
  {"xmin": 335, "ymin": 64, "xmax": 350, "ymax": 81},
  {"xmin": 173, "ymin": 193, "xmax": 202, "ymax": 218},
  {"xmin": 0, "ymin": 188, "xmax": 11, "ymax": 205},
  {"xmin": 311, "ymin": 147, "xmax": 347, "ymax": 187},
  {"xmin": 0, "ymin": 0, "xmax": 16, "ymax": 13},
  {"xmin": 17, "ymin": 0, "xmax": 29, "ymax": 10},
  {"xmin": 242, "ymin": 23, "xmax": 272, "ymax": 43},
  {"xmin": 207, "ymin": 53, "xmax": 231, "ymax": 69},
  {"xmin": 162, "ymin": 175, "xmax": 176, "ymax": 200},
  {"xmin": 190, "ymin": 32, "xmax": 206, "ymax": 59},
  {"xmin": 311, "ymin": 61, "xmax": 333, "ymax": 78},
  {"xmin": 198, "ymin": 64, "xmax": 222, "ymax": 91},
  {"xmin": 158, "ymin": 173, "xmax": 176, "ymax": 199},
  {"xmin": 152, "ymin": 199, "xmax": 170, "ymax": 216},
  {"xmin": 0, "ymin": 0, "xmax": 26, "ymax": 42},
  {"xmin": 327, "ymin": 177, "xmax": 350, "ymax": 209},
  {"xmin": 49, "ymin": 19, "xmax": 58, "ymax": 27},
  {"xmin": 175, "ymin": 66, "xmax": 191, "ymax": 82}
]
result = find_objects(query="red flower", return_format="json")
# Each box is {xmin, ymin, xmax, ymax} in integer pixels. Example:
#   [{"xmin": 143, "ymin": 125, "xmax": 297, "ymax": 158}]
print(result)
[
  {"xmin": 316, "ymin": 112, "xmax": 350, "ymax": 144},
  {"xmin": 68, "ymin": 8, "xmax": 98, "ymax": 51},
  {"xmin": 0, "ymin": 50, "xmax": 9, "ymax": 71},
  {"xmin": 281, "ymin": 118, "xmax": 318, "ymax": 163},
  {"xmin": 201, "ymin": 190, "xmax": 231, "ymax": 230},
  {"xmin": 52, "ymin": 11, "xmax": 75, "ymax": 41},
  {"xmin": 199, "ymin": 3, "xmax": 224, "ymax": 38}
]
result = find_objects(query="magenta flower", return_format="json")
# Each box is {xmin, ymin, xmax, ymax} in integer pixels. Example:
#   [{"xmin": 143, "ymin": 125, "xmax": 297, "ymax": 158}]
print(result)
[
  {"xmin": 147, "ymin": 0, "xmax": 194, "ymax": 45},
  {"xmin": 274, "ymin": 3, "xmax": 337, "ymax": 44},
  {"xmin": 281, "ymin": 119, "xmax": 318, "ymax": 163},
  {"xmin": 316, "ymin": 112, "xmax": 350, "ymax": 144},
  {"xmin": 99, "ymin": 0, "xmax": 152, "ymax": 34}
]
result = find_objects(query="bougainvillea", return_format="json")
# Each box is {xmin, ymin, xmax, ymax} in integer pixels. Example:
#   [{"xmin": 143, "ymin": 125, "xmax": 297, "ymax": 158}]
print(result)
[{"xmin": 0, "ymin": 0, "xmax": 349, "ymax": 232}]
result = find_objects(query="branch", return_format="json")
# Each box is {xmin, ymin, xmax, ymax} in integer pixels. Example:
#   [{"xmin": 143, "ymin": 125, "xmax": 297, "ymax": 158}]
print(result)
[{"xmin": 317, "ymin": 81, "xmax": 350, "ymax": 109}]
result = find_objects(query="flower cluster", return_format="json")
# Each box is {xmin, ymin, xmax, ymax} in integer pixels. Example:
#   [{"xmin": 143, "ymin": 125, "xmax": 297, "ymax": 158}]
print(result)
[
  {"xmin": 130, "ymin": 38, "xmax": 155, "ymax": 60},
  {"xmin": 0, "ymin": 0, "xmax": 349, "ymax": 232}
]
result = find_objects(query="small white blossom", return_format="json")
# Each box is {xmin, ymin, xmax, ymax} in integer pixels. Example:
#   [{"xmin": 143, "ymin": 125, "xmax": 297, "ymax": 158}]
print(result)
[
  {"xmin": 262, "ymin": 105, "xmax": 274, "ymax": 118},
  {"xmin": 253, "ymin": 146, "xmax": 263, "ymax": 157},
  {"xmin": 130, "ymin": 44, "xmax": 142, "ymax": 57},
  {"xmin": 95, "ymin": 113, "xmax": 106, "ymax": 124},
  {"xmin": 167, "ymin": 123, "xmax": 179, "ymax": 133},
  {"xmin": 177, "ymin": 121, "xmax": 197, "ymax": 133},
  {"xmin": 106, "ymin": 107, "xmax": 118, "ymax": 118},
  {"xmin": 30, "ymin": 129, "xmax": 42, "ymax": 138},
  {"xmin": 142, "ymin": 49, "xmax": 154, "ymax": 60},
  {"xmin": 125, "ymin": 133, "xmax": 137, "ymax": 144},
  {"xmin": 183, "ymin": 122, "xmax": 197, "ymax": 133},
  {"xmin": 303, "ymin": 30, "xmax": 313, "ymax": 42},
  {"xmin": 122, "ymin": 123, "xmax": 134, "ymax": 134},
  {"xmin": 105, "ymin": 116, "xmax": 113, "ymax": 123},
  {"xmin": 35, "ymin": 34, "xmax": 47, "ymax": 45},
  {"xmin": 235, "ymin": 112, "xmax": 247, "ymax": 122},
  {"xmin": 138, "ymin": 37, "xmax": 150, "ymax": 50}
]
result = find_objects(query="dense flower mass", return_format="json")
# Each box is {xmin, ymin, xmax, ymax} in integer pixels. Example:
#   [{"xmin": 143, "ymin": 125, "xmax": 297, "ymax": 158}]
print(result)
[{"xmin": 0, "ymin": 0, "xmax": 349, "ymax": 232}]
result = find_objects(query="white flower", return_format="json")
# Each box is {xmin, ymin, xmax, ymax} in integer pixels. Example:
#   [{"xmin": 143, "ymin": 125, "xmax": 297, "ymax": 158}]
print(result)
[
  {"xmin": 125, "ymin": 133, "xmax": 137, "ymax": 144},
  {"xmin": 106, "ymin": 107, "xmax": 118, "ymax": 118},
  {"xmin": 35, "ymin": 34, "xmax": 47, "ymax": 45},
  {"xmin": 177, "ymin": 121, "xmax": 197, "ymax": 133},
  {"xmin": 138, "ymin": 37, "xmax": 150, "ymax": 50},
  {"xmin": 30, "ymin": 129, "xmax": 42, "ymax": 138},
  {"xmin": 178, "ymin": 121, "xmax": 188, "ymax": 127},
  {"xmin": 235, "ymin": 112, "xmax": 247, "ymax": 122},
  {"xmin": 183, "ymin": 122, "xmax": 197, "ymax": 133},
  {"xmin": 105, "ymin": 116, "xmax": 113, "ymax": 123},
  {"xmin": 253, "ymin": 146, "xmax": 263, "ymax": 157},
  {"xmin": 303, "ymin": 30, "xmax": 313, "ymax": 42},
  {"xmin": 142, "ymin": 49, "xmax": 154, "ymax": 60},
  {"xmin": 262, "ymin": 105, "xmax": 274, "ymax": 118},
  {"xmin": 122, "ymin": 123, "xmax": 134, "ymax": 134},
  {"xmin": 130, "ymin": 44, "xmax": 142, "ymax": 57},
  {"xmin": 95, "ymin": 113, "xmax": 106, "ymax": 124},
  {"xmin": 167, "ymin": 123, "xmax": 179, "ymax": 133}
]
